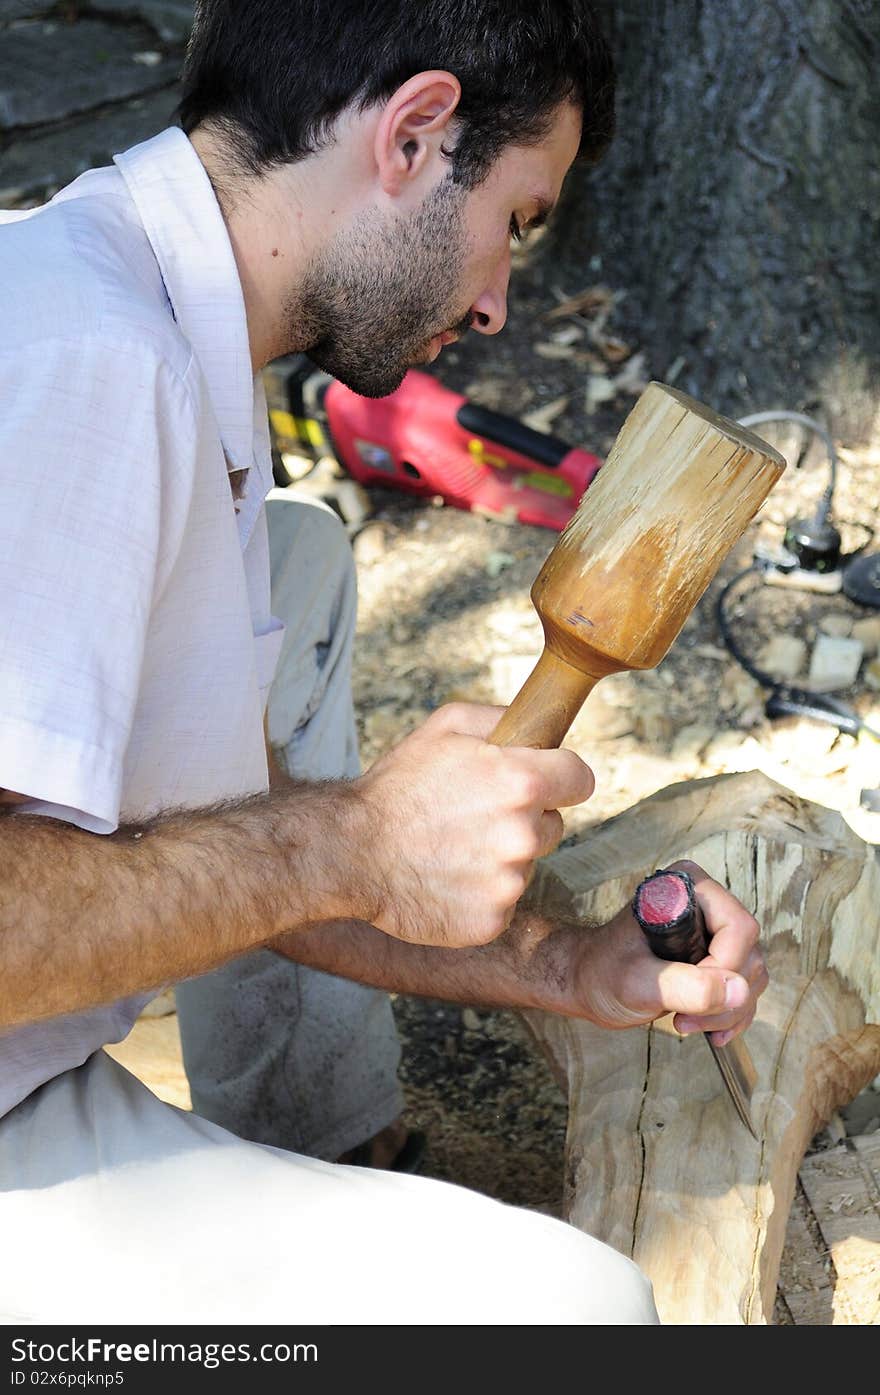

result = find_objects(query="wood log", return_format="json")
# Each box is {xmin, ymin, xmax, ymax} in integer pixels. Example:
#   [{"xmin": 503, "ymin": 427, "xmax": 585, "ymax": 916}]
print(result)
[{"xmin": 523, "ymin": 768, "xmax": 880, "ymax": 1324}]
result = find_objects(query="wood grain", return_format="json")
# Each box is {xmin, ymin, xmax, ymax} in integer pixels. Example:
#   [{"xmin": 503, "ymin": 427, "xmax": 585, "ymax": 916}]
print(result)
[{"xmin": 523, "ymin": 769, "xmax": 880, "ymax": 1324}]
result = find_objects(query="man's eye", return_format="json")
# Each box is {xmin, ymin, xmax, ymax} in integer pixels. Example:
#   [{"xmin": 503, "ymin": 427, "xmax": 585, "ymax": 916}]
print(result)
[{"xmin": 509, "ymin": 216, "xmax": 524, "ymax": 244}]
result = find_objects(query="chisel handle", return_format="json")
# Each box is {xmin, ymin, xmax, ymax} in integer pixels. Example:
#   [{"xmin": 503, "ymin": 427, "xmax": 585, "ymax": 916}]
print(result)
[
  {"xmin": 632, "ymin": 867, "xmax": 759, "ymax": 1138},
  {"xmin": 633, "ymin": 867, "xmax": 709, "ymax": 965}
]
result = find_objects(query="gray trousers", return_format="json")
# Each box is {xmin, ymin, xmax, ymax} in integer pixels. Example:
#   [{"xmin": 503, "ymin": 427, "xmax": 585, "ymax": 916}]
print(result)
[{"xmin": 175, "ymin": 492, "xmax": 404, "ymax": 1161}]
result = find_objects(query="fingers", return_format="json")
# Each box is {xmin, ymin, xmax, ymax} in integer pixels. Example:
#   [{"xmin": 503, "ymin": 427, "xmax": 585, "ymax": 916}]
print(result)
[
  {"xmin": 650, "ymin": 960, "xmax": 748, "ymax": 1023},
  {"xmin": 357, "ymin": 703, "xmax": 595, "ymax": 949},
  {"xmin": 505, "ymin": 811, "xmax": 566, "ymax": 880},
  {"xmin": 673, "ymin": 948, "xmax": 767, "ymax": 1041},
  {"xmin": 665, "ymin": 858, "xmax": 761, "ymax": 973},
  {"xmin": 538, "ymin": 808, "xmax": 565, "ymax": 858},
  {"xmin": 655, "ymin": 858, "xmax": 766, "ymax": 1037},
  {"xmin": 423, "ymin": 705, "xmax": 595, "ymax": 807},
  {"xmin": 623, "ymin": 950, "xmax": 762, "ymax": 1042},
  {"xmin": 489, "ymin": 745, "xmax": 595, "ymax": 815},
  {"xmin": 421, "ymin": 702, "xmax": 508, "ymax": 741},
  {"xmin": 531, "ymin": 747, "xmax": 595, "ymax": 808},
  {"xmin": 615, "ymin": 855, "xmax": 768, "ymax": 1038}
]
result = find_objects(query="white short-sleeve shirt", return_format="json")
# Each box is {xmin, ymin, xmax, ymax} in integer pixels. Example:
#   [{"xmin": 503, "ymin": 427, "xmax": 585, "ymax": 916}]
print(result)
[{"xmin": 0, "ymin": 128, "xmax": 285, "ymax": 1116}]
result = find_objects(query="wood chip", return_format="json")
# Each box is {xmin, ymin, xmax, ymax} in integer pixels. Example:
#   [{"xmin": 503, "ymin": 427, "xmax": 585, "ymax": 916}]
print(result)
[
  {"xmin": 545, "ymin": 285, "xmax": 616, "ymax": 321},
  {"xmin": 533, "ymin": 342, "xmax": 578, "ymax": 360},
  {"xmin": 521, "ymin": 395, "xmax": 570, "ymax": 434},
  {"xmin": 598, "ymin": 335, "xmax": 632, "ymax": 364}
]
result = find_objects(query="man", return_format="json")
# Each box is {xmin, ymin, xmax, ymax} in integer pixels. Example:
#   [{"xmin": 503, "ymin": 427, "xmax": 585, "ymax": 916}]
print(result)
[{"xmin": 0, "ymin": 0, "xmax": 767, "ymax": 1323}]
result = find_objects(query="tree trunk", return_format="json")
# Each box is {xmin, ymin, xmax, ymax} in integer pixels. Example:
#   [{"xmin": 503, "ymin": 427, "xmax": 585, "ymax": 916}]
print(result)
[
  {"xmin": 523, "ymin": 769, "xmax": 880, "ymax": 1324},
  {"xmin": 552, "ymin": 0, "xmax": 880, "ymax": 442}
]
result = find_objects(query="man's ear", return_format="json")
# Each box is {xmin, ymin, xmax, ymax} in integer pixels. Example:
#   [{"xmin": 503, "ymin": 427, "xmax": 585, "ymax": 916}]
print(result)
[{"xmin": 374, "ymin": 70, "xmax": 461, "ymax": 195}]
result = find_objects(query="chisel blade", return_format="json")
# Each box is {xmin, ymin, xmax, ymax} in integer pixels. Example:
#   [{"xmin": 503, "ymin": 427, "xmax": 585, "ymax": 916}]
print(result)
[{"xmin": 707, "ymin": 1036, "xmax": 758, "ymax": 1139}]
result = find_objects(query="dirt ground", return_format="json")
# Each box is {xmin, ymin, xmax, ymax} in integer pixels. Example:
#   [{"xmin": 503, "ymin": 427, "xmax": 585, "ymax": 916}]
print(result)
[{"xmin": 330, "ymin": 247, "xmax": 880, "ymax": 1226}]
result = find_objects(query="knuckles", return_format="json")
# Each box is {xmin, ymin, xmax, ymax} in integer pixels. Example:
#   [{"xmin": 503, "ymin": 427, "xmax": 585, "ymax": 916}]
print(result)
[
  {"xmin": 742, "ymin": 913, "xmax": 761, "ymax": 946},
  {"xmin": 369, "ymin": 706, "xmax": 598, "ymax": 952},
  {"xmin": 496, "ymin": 825, "xmax": 542, "ymax": 863},
  {"xmin": 565, "ymin": 751, "xmax": 596, "ymax": 801},
  {"xmin": 426, "ymin": 701, "xmax": 469, "ymax": 731},
  {"xmin": 424, "ymin": 701, "xmax": 501, "ymax": 740},
  {"xmin": 689, "ymin": 976, "xmax": 727, "ymax": 1017},
  {"xmin": 508, "ymin": 766, "xmax": 544, "ymax": 808}
]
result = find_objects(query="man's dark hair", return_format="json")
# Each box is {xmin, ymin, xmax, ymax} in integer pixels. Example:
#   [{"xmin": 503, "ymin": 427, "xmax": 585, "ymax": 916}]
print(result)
[{"xmin": 177, "ymin": 0, "xmax": 615, "ymax": 188}]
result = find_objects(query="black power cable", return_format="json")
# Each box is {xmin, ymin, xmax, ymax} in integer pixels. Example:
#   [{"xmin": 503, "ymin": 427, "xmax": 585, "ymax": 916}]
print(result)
[
  {"xmin": 738, "ymin": 409, "xmax": 842, "ymax": 574},
  {"xmin": 714, "ymin": 563, "xmax": 880, "ymax": 743},
  {"xmin": 713, "ymin": 412, "xmax": 880, "ymax": 800}
]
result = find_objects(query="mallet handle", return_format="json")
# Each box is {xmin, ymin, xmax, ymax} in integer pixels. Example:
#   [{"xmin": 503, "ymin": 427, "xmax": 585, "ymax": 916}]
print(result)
[{"xmin": 488, "ymin": 649, "xmax": 596, "ymax": 750}]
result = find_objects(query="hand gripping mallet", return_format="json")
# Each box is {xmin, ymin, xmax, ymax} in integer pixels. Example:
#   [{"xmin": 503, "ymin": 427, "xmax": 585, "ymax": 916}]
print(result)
[{"xmin": 487, "ymin": 382, "xmax": 785, "ymax": 1134}]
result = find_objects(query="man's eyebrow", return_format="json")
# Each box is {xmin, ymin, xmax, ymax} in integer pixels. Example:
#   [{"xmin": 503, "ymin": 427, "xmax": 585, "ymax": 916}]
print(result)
[{"xmin": 526, "ymin": 198, "xmax": 556, "ymax": 230}]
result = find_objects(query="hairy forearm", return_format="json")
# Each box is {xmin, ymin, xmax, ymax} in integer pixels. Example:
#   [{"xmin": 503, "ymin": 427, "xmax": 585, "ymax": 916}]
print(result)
[
  {"xmin": 272, "ymin": 903, "xmax": 584, "ymax": 1019},
  {"xmin": 0, "ymin": 784, "xmax": 373, "ymax": 1030},
  {"xmin": 3, "ymin": 705, "xmax": 601, "ymax": 1031},
  {"xmin": 272, "ymin": 858, "xmax": 769, "ymax": 1043}
]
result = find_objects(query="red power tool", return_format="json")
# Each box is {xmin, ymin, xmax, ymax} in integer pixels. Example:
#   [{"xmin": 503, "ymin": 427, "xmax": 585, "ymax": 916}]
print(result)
[{"xmin": 263, "ymin": 354, "xmax": 602, "ymax": 531}]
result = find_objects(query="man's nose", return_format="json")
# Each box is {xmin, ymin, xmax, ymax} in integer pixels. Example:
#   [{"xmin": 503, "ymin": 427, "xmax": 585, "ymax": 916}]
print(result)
[{"xmin": 470, "ymin": 251, "xmax": 510, "ymax": 336}]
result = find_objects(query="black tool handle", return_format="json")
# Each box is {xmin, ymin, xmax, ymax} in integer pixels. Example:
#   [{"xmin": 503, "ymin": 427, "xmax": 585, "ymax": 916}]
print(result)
[
  {"xmin": 632, "ymin": 867, "xmax": 709, "ymax": 965},
  {"xmin": 764, "ymin": 686, "xmax": 863, "ymax": 738},
  {"xmin": 455, "ymin": 402, "xmax": 571, "ymax": 469}
]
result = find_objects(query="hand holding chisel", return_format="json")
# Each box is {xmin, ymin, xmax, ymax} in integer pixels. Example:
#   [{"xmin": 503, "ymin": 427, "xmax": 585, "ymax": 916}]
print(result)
[{"xmin": 632, "ymin": 866, "xmax": 759, "ymax": 1137}]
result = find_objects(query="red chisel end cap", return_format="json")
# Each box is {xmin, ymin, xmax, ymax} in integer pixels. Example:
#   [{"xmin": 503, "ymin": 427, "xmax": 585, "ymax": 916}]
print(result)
[{"xmin": 634, "ymin": 871, "xmax": 690, "ymax": 926}]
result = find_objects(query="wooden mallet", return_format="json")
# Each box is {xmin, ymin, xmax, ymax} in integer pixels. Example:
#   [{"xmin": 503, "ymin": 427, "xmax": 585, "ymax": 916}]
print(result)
[
  {"xmin": 489, "ymin": 382, "xmax": 785, "ymax": 750},
  {"xmin": 489, "ymin": 381, "xmax": 786, "ymax": 1132}
]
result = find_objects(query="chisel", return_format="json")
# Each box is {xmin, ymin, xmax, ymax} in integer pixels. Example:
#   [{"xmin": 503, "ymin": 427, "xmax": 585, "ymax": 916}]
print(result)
[{"xmin": 632, "ymin": 866, "xmax": 758, "ymax": 1138}]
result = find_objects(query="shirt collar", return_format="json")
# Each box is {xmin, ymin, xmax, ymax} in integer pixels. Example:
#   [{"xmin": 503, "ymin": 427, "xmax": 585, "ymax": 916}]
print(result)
[{"xmin": 113, "ymin": 127, "xmax": 269, "ymax": 547}]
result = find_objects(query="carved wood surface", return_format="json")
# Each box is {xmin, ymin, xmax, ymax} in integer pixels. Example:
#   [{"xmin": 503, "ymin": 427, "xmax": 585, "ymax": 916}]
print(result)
[{"xmin": 524, "ymin": 769, "xmax": 880, "ymax": 1324}]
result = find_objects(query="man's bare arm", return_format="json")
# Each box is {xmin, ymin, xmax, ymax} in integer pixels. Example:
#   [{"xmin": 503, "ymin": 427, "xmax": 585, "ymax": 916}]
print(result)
[
  {"xmin": 267, "ymin": 679, "xmax": 765, "ymax": 1037},
  {"xmin": 273, "ymin": 861, "xmax": 767, "ymax": 1044},
  {"xmin": 0, "ymin": 704, "xmax": 594, "ymax": 1030},
  {"xmin": 0, "ymin": 784, "xmax": 368, "ymax": 1030},
  {"xmin": 267, "ymin": 693, "xmax": 764, "ymax": 1038}
]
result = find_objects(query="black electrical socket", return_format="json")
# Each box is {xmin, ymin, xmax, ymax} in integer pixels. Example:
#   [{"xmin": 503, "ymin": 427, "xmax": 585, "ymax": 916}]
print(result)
[{"xmin": 782, "ymin": 515, "xmax": 842, "ymax": 573}]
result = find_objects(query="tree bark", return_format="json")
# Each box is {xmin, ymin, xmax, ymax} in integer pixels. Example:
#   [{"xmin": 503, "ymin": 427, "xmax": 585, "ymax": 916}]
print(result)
[{"xmin": 551, "ymin": 0, "xmax": 880, "ymax": 442}]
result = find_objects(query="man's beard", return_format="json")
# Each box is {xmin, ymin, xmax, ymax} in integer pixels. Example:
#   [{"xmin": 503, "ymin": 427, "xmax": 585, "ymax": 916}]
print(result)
[{"xmin": 287, "ymin": 178, "xmax": 472, "ymax": 398}]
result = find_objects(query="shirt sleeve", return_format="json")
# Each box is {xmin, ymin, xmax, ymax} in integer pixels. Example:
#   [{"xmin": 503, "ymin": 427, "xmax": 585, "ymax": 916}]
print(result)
[{"xmin": 0, "ymin": 334, "xmax": 195, "ymax": 833}]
